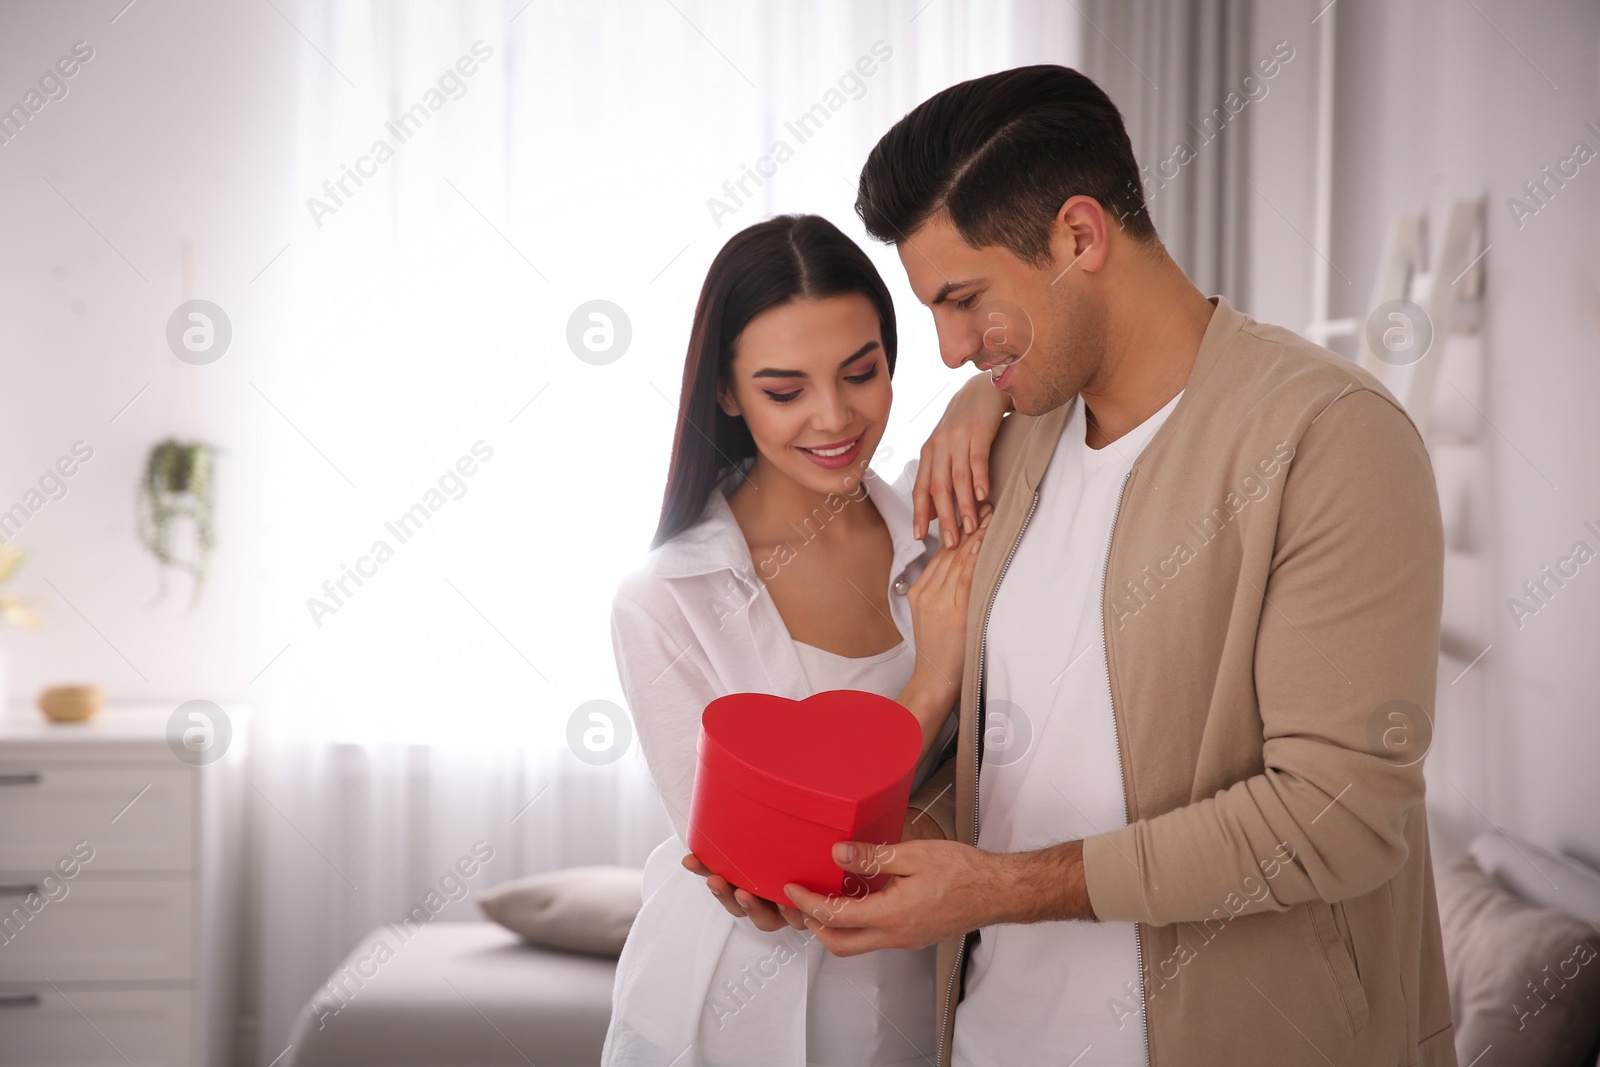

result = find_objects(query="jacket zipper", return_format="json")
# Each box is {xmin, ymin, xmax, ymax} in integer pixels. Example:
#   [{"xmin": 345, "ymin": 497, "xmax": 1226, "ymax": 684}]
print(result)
[
  {"xmin": 1102, "ymin": 466, "xmax": 1151, "ymax": 1067},
  {"xmin": 936, "ymin": 487, "xmax": 1040, "ymax": 1067}
]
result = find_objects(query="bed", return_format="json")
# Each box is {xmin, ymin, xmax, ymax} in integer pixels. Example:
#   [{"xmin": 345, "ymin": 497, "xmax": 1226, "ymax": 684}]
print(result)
[{"xmin": 282, "ymin": 921, "xmax": 617, "ymax": 1067}]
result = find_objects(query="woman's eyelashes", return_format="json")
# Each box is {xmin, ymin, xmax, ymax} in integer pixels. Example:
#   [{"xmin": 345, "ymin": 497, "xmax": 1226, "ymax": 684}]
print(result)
[{"xmin": 759, "ymin": 362, "xmax": 879, "ymax": 403}]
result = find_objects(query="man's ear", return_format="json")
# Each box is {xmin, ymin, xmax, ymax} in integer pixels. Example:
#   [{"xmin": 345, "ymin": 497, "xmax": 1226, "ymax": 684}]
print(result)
[{"xmin": 1050, "ymin": 195, "xmax": 1112, "ymax": 278}]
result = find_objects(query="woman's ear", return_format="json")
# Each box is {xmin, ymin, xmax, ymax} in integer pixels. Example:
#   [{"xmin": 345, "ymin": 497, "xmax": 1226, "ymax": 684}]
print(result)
[{"xmin": 716, "ymin": 379, "xmax": 742, "ymax": 418}]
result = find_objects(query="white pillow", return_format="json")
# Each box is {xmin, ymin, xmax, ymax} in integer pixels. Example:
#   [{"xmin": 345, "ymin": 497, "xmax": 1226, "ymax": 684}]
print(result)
[{"xmin": 477, "ymin": 866, "xmax": 644, "ymax": 957}]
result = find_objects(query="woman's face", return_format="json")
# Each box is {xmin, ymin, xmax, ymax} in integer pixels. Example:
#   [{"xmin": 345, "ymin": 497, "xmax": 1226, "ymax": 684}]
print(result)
[{"xmin": 718, "ymin": 293, "xmax": 893, "ymax": 499}]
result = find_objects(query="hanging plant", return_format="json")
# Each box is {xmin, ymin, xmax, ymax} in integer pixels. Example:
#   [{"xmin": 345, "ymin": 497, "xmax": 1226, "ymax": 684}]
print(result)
[{"xmin": 137, "ymin": 439, "xmax": 217, "ymax": 606}]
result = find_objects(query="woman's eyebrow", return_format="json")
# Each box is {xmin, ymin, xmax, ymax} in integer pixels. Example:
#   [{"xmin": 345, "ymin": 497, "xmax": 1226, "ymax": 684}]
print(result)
[{"xmin": 751, "ymin": 341, "xmax": 880, "ymax": 379}]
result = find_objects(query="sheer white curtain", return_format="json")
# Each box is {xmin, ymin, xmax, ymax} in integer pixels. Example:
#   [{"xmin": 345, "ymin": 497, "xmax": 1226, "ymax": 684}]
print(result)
[{"xmin": 250, "ymin": 2, "xmax": 1077, "ymax": 1060}]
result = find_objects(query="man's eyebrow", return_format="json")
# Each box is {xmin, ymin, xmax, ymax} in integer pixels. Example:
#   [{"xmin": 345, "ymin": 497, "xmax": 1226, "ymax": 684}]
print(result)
[
  {"xmin": 751, "ymin": 341, "xmax": 880, "ymax": 380},
  {"xmin": 929, "ymin": 279, "xmax": 981, "ymax": 306}
]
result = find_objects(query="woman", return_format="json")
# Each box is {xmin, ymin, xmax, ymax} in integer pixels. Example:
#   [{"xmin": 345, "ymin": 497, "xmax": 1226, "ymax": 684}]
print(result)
[{"xmin": 603, "ymin": 214, "xmax": 1008, "ymax": 1067}]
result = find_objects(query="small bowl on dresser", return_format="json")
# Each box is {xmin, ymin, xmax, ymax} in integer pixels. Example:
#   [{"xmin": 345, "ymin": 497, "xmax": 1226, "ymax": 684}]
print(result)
[{"xmin": 38, "ymin": 684, "xmax": 104, "ymax": 723}]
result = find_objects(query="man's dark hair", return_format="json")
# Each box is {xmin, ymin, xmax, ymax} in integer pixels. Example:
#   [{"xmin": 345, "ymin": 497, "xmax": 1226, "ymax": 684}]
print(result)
[{"xmin": 856, "ymin": 64, "xmax": 1157, "ymax": 264}]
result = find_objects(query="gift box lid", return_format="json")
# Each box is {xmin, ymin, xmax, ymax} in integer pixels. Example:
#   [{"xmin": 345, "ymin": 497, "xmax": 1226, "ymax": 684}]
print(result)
[{"xmin": 697, "ymin": 689, "xmax": 922, "ymax": 828}]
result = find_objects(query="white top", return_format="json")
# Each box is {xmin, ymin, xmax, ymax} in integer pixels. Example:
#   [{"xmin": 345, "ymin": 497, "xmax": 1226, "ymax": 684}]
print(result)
[
  {"xmin": 790, "ymin": 636, "xmax": 943, "ymax": 1067},
  {"xmin": 602, "ymin": 455, "xmax": 956, "ymax": 1067},
  {"xmin": 791, "ymin": 637, "xmax": 916, "ymax": 695},
  {"xmin": 950, "ymin": 391, "xmax": 1181, "ymax": 1067}
]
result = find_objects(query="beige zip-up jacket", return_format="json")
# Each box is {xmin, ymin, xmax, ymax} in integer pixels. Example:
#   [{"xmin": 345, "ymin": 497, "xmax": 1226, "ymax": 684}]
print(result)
[{"xmin": 908, "ymin": 296, "xmax": 1457, "ymax": 1067}]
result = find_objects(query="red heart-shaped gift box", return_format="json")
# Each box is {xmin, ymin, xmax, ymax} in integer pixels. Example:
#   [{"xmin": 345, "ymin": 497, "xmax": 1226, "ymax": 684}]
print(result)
[{"xmin": 687, "ymin": 689, "xmax": 923, "ymax": 909}]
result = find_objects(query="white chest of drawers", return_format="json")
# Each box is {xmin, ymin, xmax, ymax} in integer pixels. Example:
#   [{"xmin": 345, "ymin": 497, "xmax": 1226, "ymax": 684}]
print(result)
[{"xmin": 0, "ymin": 704, "xmax": 247, "ymax": 1066}]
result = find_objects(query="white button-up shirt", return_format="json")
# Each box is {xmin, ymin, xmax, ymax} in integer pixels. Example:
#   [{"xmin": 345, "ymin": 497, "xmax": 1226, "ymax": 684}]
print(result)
[{"xmin": 602, "ymin": 455, "xmax": 954, "ymax": 1067}]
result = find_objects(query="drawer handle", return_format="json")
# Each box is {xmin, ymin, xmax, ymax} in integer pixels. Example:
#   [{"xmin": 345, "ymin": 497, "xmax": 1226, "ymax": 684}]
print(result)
[
  {"xmin": 0, "ymin": 772, "xmax": 40, "ymax": 786},
  {"xmin": 0, "ymin": 993, "xmax": 41, "ymax": 1008},
  {"xmin": 0, "ymin": 884, "xmax": 40, "ymax": 897}
]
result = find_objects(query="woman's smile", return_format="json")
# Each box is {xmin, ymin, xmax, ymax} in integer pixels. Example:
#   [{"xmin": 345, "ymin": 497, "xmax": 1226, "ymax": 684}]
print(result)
[{"xmin": 796, "ymin": 432, "xmax": 866, "ymax": 469}]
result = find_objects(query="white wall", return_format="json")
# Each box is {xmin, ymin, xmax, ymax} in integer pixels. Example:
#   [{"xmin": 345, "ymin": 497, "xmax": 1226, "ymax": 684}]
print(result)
[
  {"xmin": 1245, "ymin": 0, "xmax": 1600, "ymax": 866},
  {"xmin": 0, "ymin": 1, "xmax": 298, "ymax": 710}
]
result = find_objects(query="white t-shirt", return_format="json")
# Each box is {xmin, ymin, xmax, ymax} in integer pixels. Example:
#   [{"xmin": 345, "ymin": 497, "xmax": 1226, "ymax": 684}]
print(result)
[{"xmin": 950, "ymin": 390, "xmax": 1182, "ymax": 1067}]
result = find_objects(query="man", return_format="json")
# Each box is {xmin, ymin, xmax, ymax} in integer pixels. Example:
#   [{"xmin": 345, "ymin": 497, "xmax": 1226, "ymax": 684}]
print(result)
[{"xmin": 777, "ymin": 65, "xmax": 1457, "ymax": 1066}]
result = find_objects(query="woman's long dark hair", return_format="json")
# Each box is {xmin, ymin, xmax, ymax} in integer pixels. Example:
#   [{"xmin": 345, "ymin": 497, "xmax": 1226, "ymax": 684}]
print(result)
[{"xmin": 651, "ymin": 214, "xmax": 898, "ymax": 549}]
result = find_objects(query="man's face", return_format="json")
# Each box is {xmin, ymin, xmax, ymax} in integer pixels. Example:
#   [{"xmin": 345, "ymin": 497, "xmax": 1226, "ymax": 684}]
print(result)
[{"xmin": 896, "ymin": 212, "xmax": 1104, "ymax": 416}]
